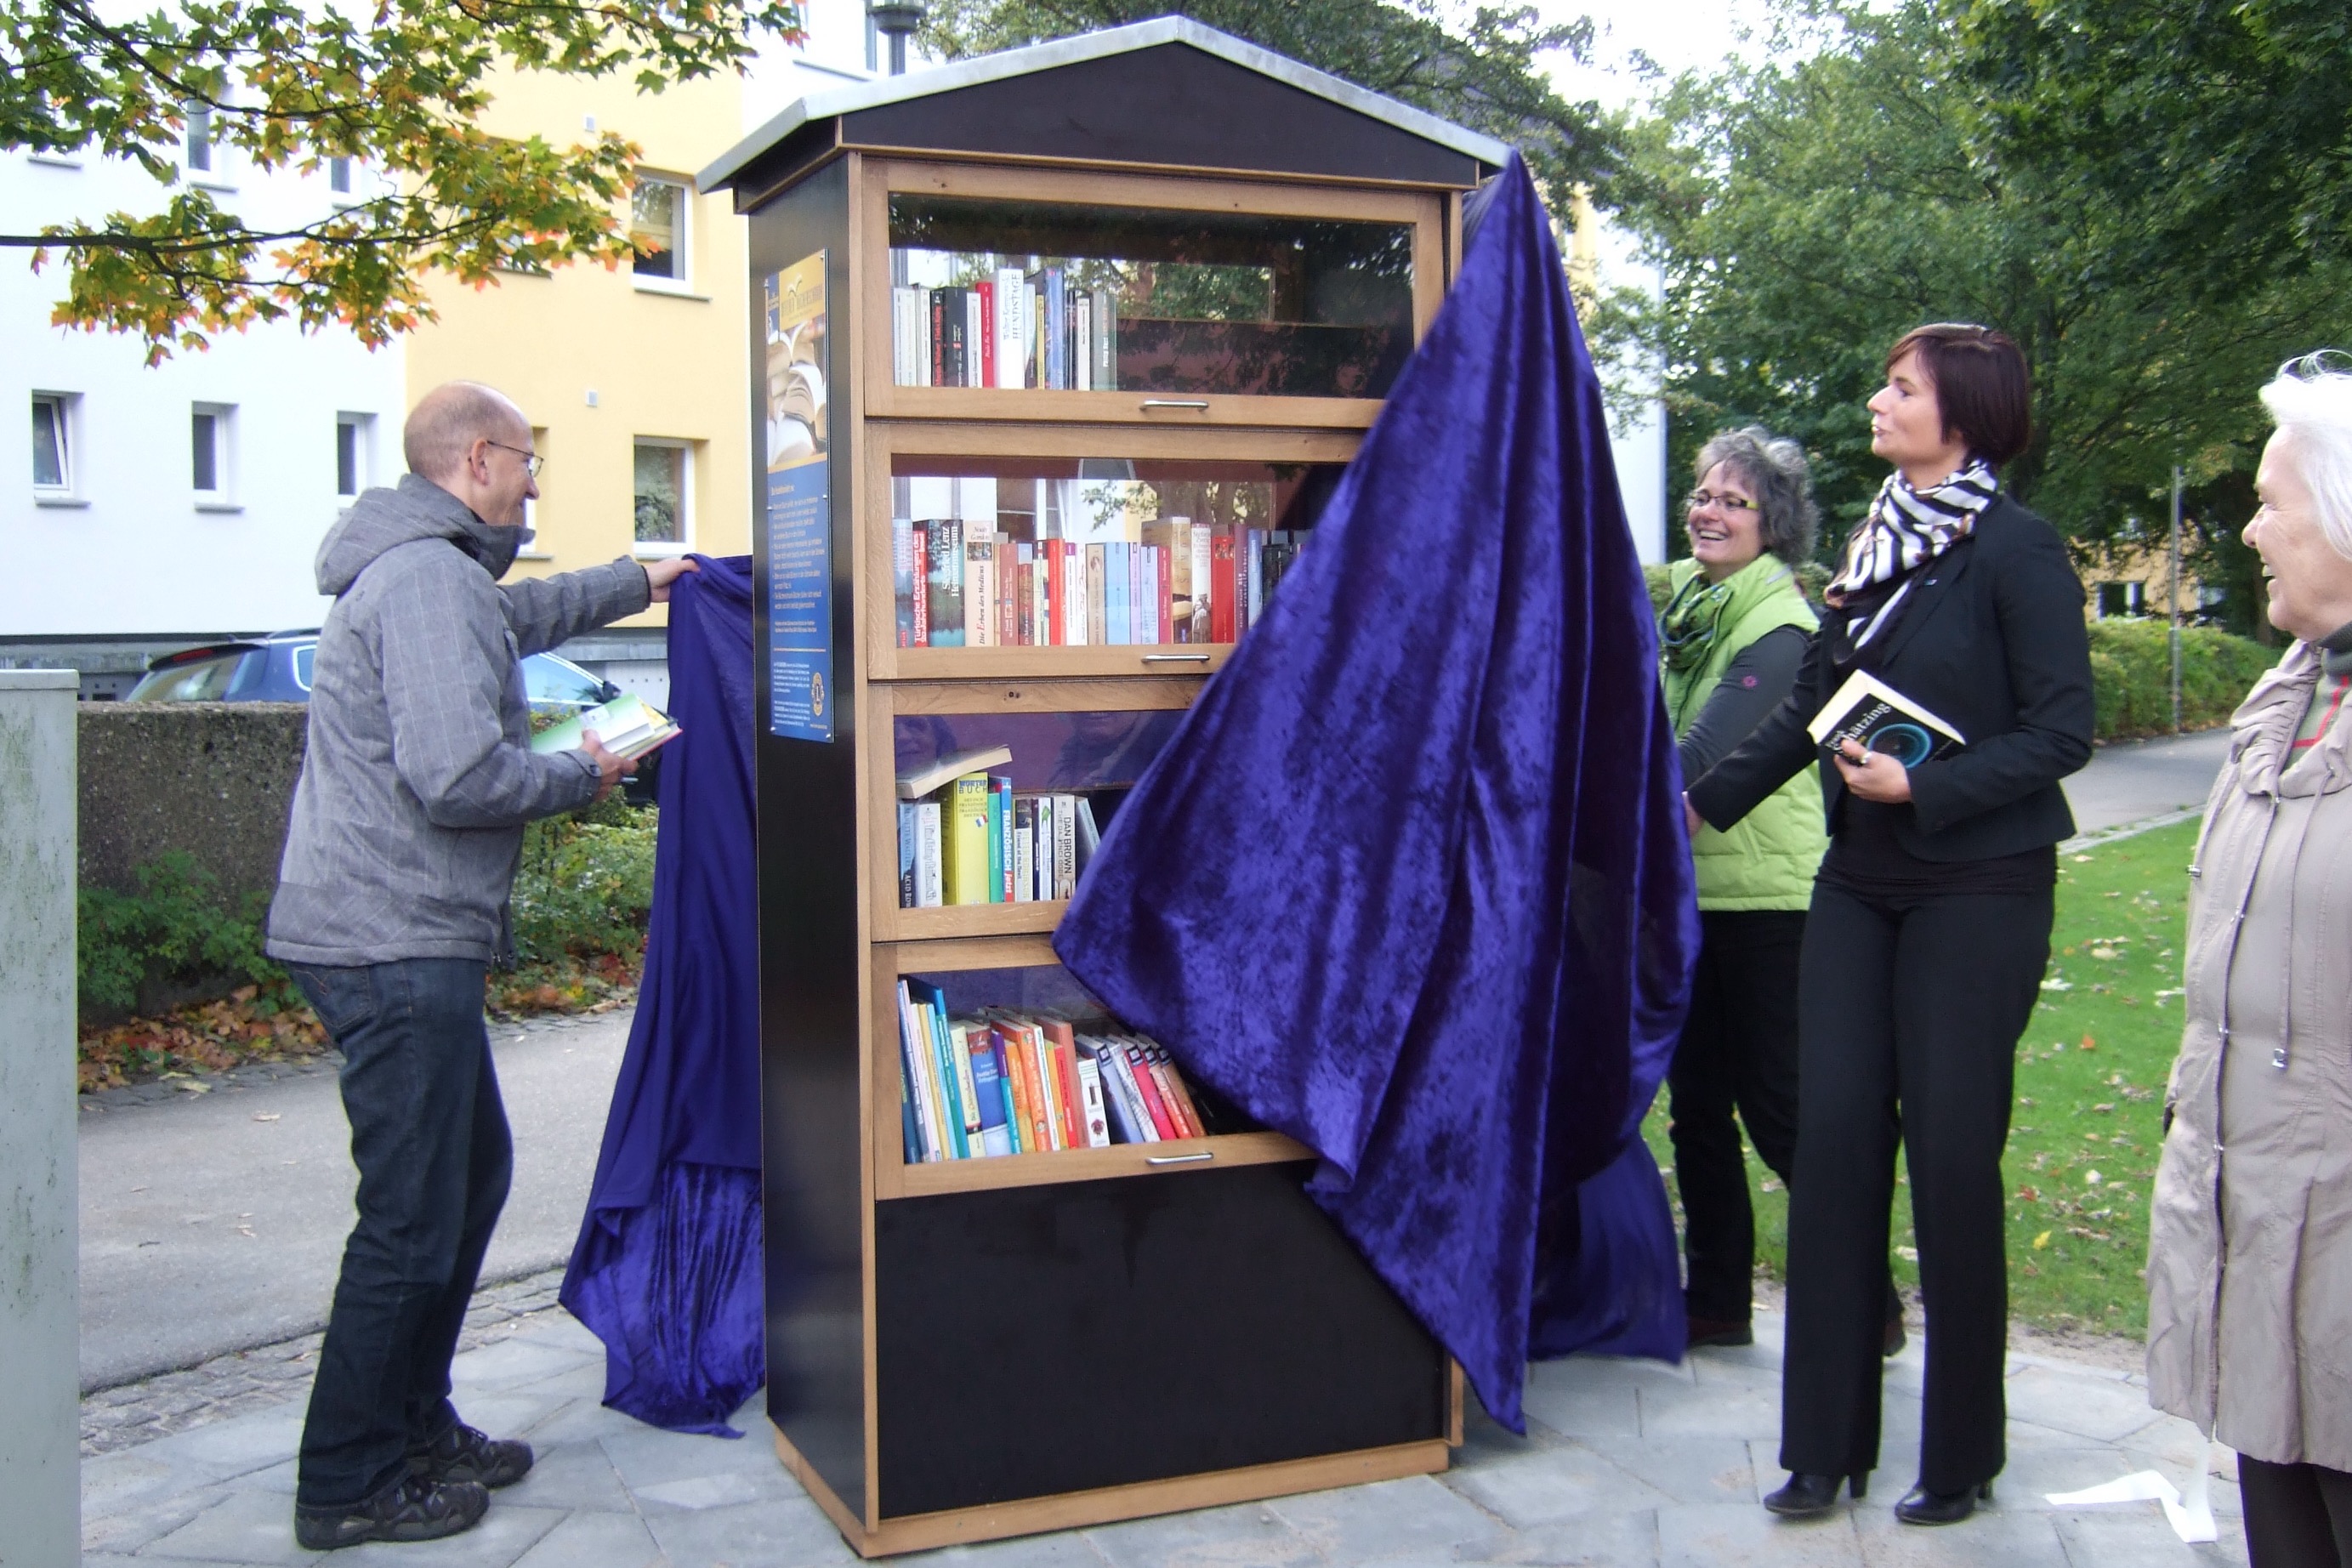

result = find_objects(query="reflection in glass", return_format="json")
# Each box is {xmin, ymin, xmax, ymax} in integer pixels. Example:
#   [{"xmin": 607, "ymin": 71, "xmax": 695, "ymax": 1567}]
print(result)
[
  {"xmin": 891, "ymin": 708, "xmax": 1183, "ymax": 909},
  {"xmin": 887, "ymin": 195, "xmax": 1413, "ymax": 400},
  {"xmin": 889, "ymin": 454, "xmax": 1338, "ymax": 649}
]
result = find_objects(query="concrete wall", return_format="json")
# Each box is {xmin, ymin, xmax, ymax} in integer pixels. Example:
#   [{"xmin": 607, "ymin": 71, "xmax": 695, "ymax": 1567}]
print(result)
[
  {"xmin": 0, "ymin": 671, "xmax": 81, "ymax": 1565},
  {"xmin": 79, "ymin": 703, "xmax": 308, "ymax": 905}
]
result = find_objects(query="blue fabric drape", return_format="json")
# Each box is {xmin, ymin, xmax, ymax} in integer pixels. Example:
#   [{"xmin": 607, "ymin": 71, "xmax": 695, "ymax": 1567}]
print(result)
[
  {"xmin": 561, "ymin": 554, "xmax": 766, "ymax": 1436},
  {"xmin": 1052, "ymin": 157, "xmax": 1698, "ymax": 1433}
]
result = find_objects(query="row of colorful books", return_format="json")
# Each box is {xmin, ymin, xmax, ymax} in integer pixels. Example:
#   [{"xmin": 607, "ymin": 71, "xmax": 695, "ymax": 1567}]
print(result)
[
  {"xmin": 895, "ymin": 746, "xmax": 1101, "ymax": 907},
  {"xmin": 896, "ymin": 978, "xmax": 1215, "ymax": 1163},
  {"xmin": 892, "ymin": 517, "xmax": 1304, "ymax": 648},
  {"xmin": 889, "ymin": 269, "xmax": 1119, "ymax": 391}
]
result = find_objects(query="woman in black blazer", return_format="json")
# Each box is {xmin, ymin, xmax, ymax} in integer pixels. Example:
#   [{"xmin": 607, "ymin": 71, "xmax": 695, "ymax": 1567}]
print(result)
[{"xmin": 1685, "ymin": 323, "xmax": 2094, "ymax": 1525}]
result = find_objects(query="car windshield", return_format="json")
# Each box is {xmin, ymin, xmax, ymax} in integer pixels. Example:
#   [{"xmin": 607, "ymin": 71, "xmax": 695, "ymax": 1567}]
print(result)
[
  {"xmin": 525, "ymin": 654, "xmax": 607, "ymax": 711},
  {"xmin": 128, "ymin": 651, "xmax": 260, "ymax": 702}
]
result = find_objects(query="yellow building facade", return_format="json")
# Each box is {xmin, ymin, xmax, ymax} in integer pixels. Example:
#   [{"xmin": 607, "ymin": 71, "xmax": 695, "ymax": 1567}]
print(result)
[{"xmin": 403, "ymin": 69, "xmax": 755, "ymax": 637}]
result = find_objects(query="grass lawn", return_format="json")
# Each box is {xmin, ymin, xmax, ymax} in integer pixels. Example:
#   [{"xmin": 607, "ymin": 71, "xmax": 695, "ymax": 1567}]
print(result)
[{"xmin": 1642, "ymin": 815, "xmax": 2204, "ymax": 1338}]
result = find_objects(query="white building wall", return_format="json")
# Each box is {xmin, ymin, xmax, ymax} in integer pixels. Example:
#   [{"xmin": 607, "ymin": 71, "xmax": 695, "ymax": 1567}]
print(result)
[{"xmin": 1, "ymin": 137, "xmax": 406, "ymax": 643}]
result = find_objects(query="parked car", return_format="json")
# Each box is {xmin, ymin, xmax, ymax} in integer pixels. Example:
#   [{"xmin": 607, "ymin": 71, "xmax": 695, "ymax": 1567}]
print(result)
[{"xmin": 128, "ymin": 631, "xmax": 659, "ymax": 804}]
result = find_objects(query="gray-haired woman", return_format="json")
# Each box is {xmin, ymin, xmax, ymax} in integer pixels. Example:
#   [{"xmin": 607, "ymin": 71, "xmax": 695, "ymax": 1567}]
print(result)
[
  {"xmin": 1657, "ymin": 427, "xmax": 1832, "ymax": 1346},
  {"xmin": 2149, "ymin": 355, "xmax": 2352, "ymax": 1568}
]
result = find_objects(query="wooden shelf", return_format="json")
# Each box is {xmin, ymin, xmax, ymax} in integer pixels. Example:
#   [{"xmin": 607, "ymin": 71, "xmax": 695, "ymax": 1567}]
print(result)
[
  {"xmin": 869, "ymin": 383, "xmax": 1387, "ymax": 430},
  {"xmin": 889, "ymin": 1130, "xmax": 1313, "ymax": 1200},
  {"xmin": 879, "ymin": 899, "xmax": 1065, "ymax": 941}
]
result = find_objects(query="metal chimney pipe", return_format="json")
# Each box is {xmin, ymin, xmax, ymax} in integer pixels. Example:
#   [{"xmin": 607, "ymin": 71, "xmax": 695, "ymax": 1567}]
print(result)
[{"xmin": 867, "ymin": 1, "xmax": 924, "ymax": 76}]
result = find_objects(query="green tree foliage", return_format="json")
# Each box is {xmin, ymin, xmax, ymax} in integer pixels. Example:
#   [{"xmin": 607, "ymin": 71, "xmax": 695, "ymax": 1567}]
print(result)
[
  {"xmin": 1, "ymin": 0, "xmax": 803, "ymax": 361},
  {"xmin": 1602, "ymin": 1, "xmax": 2350, "ymax": 633},
  {"xmin": 918, "ymin": 0, "xmax": 1618, "ymax": 207}
]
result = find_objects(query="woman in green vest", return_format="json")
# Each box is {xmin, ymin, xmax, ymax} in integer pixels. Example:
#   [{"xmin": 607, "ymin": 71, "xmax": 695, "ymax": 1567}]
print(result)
[{"xmin": 1657, "ymin": 426, "xmax": 1831, "ymax": 1348}]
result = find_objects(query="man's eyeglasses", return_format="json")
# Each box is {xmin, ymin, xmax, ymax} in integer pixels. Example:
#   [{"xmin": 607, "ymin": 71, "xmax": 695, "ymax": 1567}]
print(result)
[
  {"xmin": 485, "ymin": 440, "xmax": 545, "ymax": 479},
  {"xmin": 1685, "ymin": 489, "xmax": 1758, "ymax": 514}
]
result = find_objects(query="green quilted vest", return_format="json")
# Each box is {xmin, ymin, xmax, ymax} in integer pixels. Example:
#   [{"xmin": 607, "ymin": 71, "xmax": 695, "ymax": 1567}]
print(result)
[{"xmin": 1661, "ymin": 556, "xmax": 1828, "ymax": 911}]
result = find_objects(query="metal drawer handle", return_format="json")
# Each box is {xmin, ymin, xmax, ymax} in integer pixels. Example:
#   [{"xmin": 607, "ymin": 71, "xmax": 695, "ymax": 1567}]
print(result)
[
  {"xmin": 1145, "ymin": 1151, "xmax": 1214, "ymax": 1166},
  {"xmin": 1140, "ymin": 398, "xmax": 1210, "ymax": 411},
  {"xmin": 1142, "ymin": 653, "xmax": 1211, "ymax": 664}
]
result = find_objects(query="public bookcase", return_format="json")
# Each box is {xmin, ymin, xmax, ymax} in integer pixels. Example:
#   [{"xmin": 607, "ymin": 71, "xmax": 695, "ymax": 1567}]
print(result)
[{"xmin": 700, "ymin": 20, "xmax": 1507, "ymax": 1555}]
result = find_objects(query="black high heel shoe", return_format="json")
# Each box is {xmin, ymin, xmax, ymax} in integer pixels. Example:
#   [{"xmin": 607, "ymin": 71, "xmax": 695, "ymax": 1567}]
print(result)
[
  {"xmin": 1763, "ymin": 1472, "xmax": 1868, "ymax": 1516},
  {"xmin": 1894, "ymin": 1480, "xmax": 1993, "ymax": 1525}
]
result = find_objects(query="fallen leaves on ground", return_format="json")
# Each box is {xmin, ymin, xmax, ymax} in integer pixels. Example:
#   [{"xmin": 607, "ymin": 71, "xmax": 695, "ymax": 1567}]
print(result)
[{"xmin": 81, "ymin": 949, "xmax": 644, "ymax": 1094}]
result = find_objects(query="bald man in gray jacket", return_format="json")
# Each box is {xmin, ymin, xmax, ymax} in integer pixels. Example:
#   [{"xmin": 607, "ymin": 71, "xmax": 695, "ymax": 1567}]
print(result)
[{"xmin": 268, "ymin": 383, "xmax": 696, "ymax": 1549}]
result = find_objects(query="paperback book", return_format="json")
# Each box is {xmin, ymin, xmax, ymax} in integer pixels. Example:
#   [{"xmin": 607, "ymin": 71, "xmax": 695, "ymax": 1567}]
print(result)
[{"xmin": 1806, "ymin": 670, "xmax": 1967, "ymax": 770}]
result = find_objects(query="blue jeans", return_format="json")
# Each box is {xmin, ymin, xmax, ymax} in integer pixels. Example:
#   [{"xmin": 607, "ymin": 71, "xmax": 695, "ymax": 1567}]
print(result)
[{"xmin": 286, "ymin": 959, "xmax": 512, "ymax": 1508}]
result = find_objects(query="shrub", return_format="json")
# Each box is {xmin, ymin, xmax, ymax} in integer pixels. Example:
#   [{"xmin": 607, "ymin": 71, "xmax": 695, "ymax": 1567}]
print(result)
[
  {"xmin": 510, "ymin": 800, "xmax": 659, "ymax": 963},
  {"xmin": 79, "ymin": 851, "xmax": 278, "ymax": 1015},
  {"xmin": 2085, "ymin": 619, "xmax": 2278, "ymax": 740}
]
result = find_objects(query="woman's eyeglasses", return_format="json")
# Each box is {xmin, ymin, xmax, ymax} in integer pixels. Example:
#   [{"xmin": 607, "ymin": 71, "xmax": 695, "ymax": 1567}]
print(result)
[{"xmin": 1685, "ymin": 489, "xmax": 1758, "ymax": 514}]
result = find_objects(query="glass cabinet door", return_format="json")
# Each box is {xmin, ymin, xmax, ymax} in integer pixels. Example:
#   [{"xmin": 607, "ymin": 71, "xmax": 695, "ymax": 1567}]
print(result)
[
  {"xmin": 867, "ymin": 434, "xmax": 1355, "ymax": 679},
  {"xmin": 862, "ymin": 162, "xmax": 1444, "ymax": 428},
  {"xmin": 868, "ymin": 681, "xmax": 1198, "ymax": 940}
]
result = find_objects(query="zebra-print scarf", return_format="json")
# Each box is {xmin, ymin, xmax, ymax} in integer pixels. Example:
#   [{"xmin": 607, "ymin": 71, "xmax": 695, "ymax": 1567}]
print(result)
[{"xmin": 1826, "ymin": 459, "xmax": 1999, "ymax": 651}]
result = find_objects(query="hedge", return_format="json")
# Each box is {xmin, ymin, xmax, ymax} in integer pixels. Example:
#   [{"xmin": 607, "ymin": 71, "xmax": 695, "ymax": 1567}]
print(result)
[{"xmin": 1639, "ymin": 563, "xmax": 2278, "ymax": 741}]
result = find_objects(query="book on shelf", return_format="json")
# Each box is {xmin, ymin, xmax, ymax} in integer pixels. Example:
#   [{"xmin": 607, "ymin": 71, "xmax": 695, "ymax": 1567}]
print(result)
[
  {"xmin": 895, "ymin": 743, "xmax": 1014, "ymax": 802},
  {"xmin": 941, "ymin": 775, "xmax": 992, "ymax": 906},
  {"xmin": 890, "ymin": 253, "xmax": 1123, "ymax": 392},
  {"xmin": 899, "ymin": 997, "xmax": 1198, "ymax": 1162},
  {"xmin": 892, "ymin": 513, "xmax": 1304, "ymax": 649},
  {"xmin": 531, "ymin": 691, "xmax": 680, "ymax": 764},
  {"xmin": 1805, "ymin": 670, "xmax": 1967, "ymax": 770},
  {"xmin": 894, "ymin": 775, "xmax": 1098, "ymax": 909}
]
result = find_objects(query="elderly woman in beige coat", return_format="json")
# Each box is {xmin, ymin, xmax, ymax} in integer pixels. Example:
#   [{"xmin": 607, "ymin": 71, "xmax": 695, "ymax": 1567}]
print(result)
[{"xmin": 2149, "ymin": 355, "xmax": 2352, "ymax": 1568}]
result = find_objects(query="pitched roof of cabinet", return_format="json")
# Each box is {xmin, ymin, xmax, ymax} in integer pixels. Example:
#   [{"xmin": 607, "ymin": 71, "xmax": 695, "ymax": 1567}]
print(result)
[{"xmin": 700, "ymin": 17, "xmax": 1514, "ymax": 202}]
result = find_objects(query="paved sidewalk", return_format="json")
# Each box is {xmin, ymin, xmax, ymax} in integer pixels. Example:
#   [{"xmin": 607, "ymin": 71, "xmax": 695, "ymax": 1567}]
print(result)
[
  {"xmin": 77, "ymin": 1009, "xmax": 631, "ymax": 1392},
  {"xmin": 2062, "ymin": 728, "xmax": 2233, "ymax": 838},
  {"xmin": 83, "ymin": 1306, "xmax": 2247, "ymax": 1566}
]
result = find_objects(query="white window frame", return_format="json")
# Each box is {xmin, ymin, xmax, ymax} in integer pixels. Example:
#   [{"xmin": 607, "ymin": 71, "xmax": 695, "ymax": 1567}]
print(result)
[
  {"xmin": 631, "ymin": 437, "xmax": 694, "ymax": 556},
  {"xmin": 191, "ymin": 401, "xmax": 240, "ymax": 511},
  {"xmin": 182, "ymin": 100, "xmax": 235, "ymax": 192},
  {"xmin": 517, "ymin": 425, "xmax": 553, "ymax": 559},
  {"xmin": 31, "ymin": 391, "xmax": 85, "ymax": 506},
  {"xmin": 628, "ymin": 173, "xmax": 694, "ymax": 295},
  {"xmin": 334, "ymin": 412, "xmax": 375, "ymax": 498}
]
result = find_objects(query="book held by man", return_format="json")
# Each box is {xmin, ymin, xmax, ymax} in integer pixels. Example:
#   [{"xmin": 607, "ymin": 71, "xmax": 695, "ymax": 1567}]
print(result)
[
  {"xmin": 530, "ymin": 692, "xmax": 680, "ymax": 763},
  {"xmin": 1807, "ymin": 670, "xmax": 1966, "ymax": 770}
]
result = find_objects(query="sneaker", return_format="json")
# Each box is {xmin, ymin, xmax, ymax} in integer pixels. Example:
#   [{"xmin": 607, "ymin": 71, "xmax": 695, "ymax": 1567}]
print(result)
[
  {"xmin": 408, "ymin": 1421, "xmax": 535, "ymax": 1490},
  {"xmin": 294, "ymin": 1474, "xmax": 488, "ymax": 1551}
]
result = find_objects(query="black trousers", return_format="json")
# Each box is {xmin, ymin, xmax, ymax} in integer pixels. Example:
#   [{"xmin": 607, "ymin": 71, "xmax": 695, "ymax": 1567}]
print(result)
[
  {"xmin": 286, "ymin": 959, "xmax": 512, "ymax": 1508},
  {"xmin": 1667, "ymin": 909, "xmax": 1804, "ymax": 1321},
  {"xmin": 1779, "ymin": 883, "xmax": 2049, "ymax": 1491},
  {"xmin": 2242, "ymin": 1457, "xmax": 2352, "ymax": 1568}
]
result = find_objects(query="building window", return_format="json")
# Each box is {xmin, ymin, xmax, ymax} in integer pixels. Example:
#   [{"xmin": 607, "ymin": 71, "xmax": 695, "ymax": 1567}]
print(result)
[
  {"xmin": 33, "ymin": 394, "xmax": 74, "ymax": 494},
  {"xmin": 630, "ymin": 176, "xmax": 688, "ymax": 287},
  {"xmin": 329, "ymin": 156, "xmax": 351, "ymax": 193},
  {"xmin": 191, "ymin": 403, "xmax": 236, "ymax": 504},
  {"xmin": 633, "ymin": 439, "xmax": 691, "ymax": 550},
  {"xmin": 185, "ymin": 105, "xmax": 213, "ymax": 173},
  {"xmin": 2095, "ymin": 581, "xmax": 2146, "ymax": 619},
  {"xmin": 335, "ymin": 412, "xmax": 374, "ymax": 497}
]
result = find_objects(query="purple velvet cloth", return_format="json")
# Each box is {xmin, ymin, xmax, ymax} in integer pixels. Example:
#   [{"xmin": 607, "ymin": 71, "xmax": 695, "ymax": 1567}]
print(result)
[
  {"xmin": 560, "ymin": 555, "xmax": 767, "ymax": 1436},
  {"xmin": 1052, "ymin": 157, "xmax": 1697, "ymax": 1433}
]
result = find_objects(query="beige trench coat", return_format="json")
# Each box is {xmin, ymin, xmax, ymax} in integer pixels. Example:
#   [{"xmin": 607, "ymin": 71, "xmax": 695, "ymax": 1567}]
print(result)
[{"xmin": 2147, "ymin": 641, "xmax": 2352, "ymax": 1469}]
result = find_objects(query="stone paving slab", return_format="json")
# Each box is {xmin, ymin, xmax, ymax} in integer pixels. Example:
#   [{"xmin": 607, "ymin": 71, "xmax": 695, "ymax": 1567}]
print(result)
[{"xmin": 82, "ymin": 1309, "xmax": 2251, "ymax": 1567}]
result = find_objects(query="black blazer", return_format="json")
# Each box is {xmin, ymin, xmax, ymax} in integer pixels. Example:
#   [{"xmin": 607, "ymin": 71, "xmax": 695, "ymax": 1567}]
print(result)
[{"xmin": 1686, "ymin": 494, "xmax": 2095, "ymax": 862}]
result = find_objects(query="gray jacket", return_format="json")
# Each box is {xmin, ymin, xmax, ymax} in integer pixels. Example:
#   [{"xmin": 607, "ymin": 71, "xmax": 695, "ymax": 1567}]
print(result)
[{"xmin": 266, "ymin": 474, "xmax": 650, "ymax": 968}]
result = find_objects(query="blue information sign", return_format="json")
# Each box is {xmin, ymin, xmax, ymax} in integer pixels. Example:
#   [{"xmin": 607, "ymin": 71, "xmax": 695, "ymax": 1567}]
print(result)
[{"xmin": 763, "ymin": 251, "xmax": 833, "ymax": 741}]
